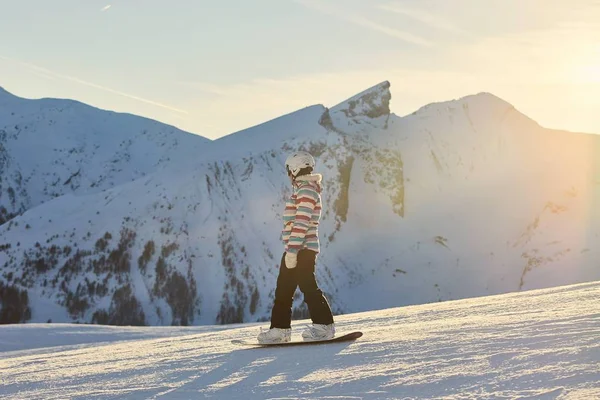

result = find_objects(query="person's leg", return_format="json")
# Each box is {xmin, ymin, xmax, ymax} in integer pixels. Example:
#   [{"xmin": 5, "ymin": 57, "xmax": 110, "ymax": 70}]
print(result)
[
  {"xmin": 269, "ymin": 252, "xmax": 299, "ymax": 329},
  {"xmin": 295, "ymin": 249, "xmax": 334, "ymax": 326}
]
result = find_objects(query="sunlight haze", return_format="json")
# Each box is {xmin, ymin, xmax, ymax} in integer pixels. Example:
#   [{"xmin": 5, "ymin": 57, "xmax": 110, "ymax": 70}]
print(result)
[{"xmin": 1, "ymin": 0, "xmax": 599, "ymax": 139}]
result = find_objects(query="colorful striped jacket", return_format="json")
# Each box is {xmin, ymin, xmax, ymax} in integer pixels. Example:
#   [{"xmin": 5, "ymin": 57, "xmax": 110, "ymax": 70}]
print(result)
[{"xmin": 282, "ymin": 173, "xmax": 323, "ymax": 254}]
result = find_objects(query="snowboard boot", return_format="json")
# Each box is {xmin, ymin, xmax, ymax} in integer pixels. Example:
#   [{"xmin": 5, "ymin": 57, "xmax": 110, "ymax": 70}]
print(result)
[
  {"xmin": 302, "ymin": 323, "xmax": 335, "ymax": 341},
  {"xmin": 257, "ymin": 327, "xmax": 292, "ymax": 344}
]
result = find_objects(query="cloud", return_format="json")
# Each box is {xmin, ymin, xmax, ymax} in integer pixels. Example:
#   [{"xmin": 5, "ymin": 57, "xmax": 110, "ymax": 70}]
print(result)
[
  {"xmin": 378, "ymin": 2, "xmax": 468, "ymax": 35},
  {"xmin": 175, "ymin": 81, "xmax": 230, "ymax": 96},
  {"xmin": 446, "ymin": 21, "xmax": 600, "ymax": 85},
  {"xmin": 293, "ymin": 0, "xmax": 432, "ymax": 46},
  {"xmin": 101, "ymin": 5, "xmax": 111, "ymax": 12},
  {"xmin": 0, "ymin": 56, "xmax": 188, "ymax": 114}
]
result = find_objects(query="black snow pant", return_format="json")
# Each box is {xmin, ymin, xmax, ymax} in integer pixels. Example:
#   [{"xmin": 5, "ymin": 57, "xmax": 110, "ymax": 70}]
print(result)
[{"xmin": 270, "ymin": 249, "xmax": 334, "ymax": 329}]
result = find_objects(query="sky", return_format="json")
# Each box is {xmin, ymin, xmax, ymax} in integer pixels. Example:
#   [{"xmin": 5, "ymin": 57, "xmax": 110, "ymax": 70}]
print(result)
[{"xmin": 0, "ymin": 0, "xmax": 599, "ymax": 140}]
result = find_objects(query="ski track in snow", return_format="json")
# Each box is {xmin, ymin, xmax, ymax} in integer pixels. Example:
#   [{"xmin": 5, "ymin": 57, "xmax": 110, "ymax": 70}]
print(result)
[{"xmin": 1, "ymin": 281, "xmax": 599, "ymax": 399}]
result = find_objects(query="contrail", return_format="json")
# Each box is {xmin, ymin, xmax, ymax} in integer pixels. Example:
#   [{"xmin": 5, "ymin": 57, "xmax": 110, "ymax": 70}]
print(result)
[
  {"xmin": 293, "ymin": 0, "xmax": 432, "ymax": 46},
  {"xmin": 0, "ymin": 56, "xmax": 188, "ymax": 114}
]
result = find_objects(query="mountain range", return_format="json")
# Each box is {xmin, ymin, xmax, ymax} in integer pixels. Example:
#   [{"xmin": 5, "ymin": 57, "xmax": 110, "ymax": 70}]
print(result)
[{"xmin": 0, "ymin": 81, "xmax": 598, "ymax": 326}]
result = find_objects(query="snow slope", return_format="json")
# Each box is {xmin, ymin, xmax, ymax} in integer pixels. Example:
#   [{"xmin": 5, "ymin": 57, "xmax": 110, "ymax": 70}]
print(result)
[
  {"xmin": 1, "ymin": 281, "xmax": 598, "ymax": 399},
  {"xmin": 0, "ymin": 86, "xmax": 210, "ymax": 223},
  {"xmin": 1, "ymin": 81, "xmax": 599, "ymax": 327}
]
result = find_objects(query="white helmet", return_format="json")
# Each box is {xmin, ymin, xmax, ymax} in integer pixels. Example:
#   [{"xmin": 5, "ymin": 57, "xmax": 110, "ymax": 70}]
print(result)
[{"xmin": 285, "ymin": 151, "xmax": 315, "ymax": 177}]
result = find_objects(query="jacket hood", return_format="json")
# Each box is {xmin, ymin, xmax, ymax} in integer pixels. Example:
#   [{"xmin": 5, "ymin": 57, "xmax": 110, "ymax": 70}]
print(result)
[{"xmin": 294, "ymin": 173, "xmax": 323, "ymax": 192}]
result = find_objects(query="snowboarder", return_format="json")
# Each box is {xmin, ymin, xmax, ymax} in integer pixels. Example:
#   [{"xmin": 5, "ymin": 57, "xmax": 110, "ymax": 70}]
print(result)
[{"xmin": 257, "ymin": 151, "xmax": 335, "ymax": 344}]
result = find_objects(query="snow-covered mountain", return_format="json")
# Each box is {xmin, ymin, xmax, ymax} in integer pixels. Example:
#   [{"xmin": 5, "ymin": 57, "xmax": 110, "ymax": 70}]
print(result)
[
  {"xmin": 0, "ymin": 86, "xmax": 210, "ymax": 224},
  {"xmin": 0, "ymin": 81, "xmax": 599, "ymax": 327},
  {"xmin": 1, "ymin": 281, "xmax": 598, "ymax": 399}
]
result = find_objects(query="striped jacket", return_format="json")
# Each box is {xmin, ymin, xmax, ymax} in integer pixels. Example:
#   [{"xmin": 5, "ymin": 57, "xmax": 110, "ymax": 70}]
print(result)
[{"xmin": 282, "ymin": 173, "xmax": 323, "ymax": 254}]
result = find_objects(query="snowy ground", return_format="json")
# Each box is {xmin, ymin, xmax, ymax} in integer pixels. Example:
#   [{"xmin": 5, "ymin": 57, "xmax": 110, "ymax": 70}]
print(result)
[{"xmin": 1, "ymin": 281, "xmax": 599, "ymax": 400}]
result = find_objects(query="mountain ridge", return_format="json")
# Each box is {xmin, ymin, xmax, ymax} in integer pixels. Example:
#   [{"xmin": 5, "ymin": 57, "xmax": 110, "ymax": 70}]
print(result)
[
  {"xmin": 0, "ymin": 84, "xmax": 212, "ymax": 224},
  {"xmin": 0, "ymin": 80, "xmax": 598, "ymax": 327},
  {"xmin": 0, "ymin": 85, "xmax": 202, "ymax": 131}
]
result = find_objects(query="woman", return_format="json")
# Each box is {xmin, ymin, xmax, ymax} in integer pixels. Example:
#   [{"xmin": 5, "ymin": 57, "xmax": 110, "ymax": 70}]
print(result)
[{"xmin": 257, "ymin": 151, "xmax": 335, "ymax": 343}]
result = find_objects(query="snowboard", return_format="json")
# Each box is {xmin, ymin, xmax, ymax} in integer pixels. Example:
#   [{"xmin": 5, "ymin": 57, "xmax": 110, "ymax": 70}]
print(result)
[{"xmin": 231, "ymin": 331, "xmax": 362, "ymax": 347}]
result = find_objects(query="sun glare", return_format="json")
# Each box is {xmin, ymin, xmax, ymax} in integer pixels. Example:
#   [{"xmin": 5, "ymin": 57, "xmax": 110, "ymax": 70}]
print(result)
[
  {"xmin": 569, "ymin": 48, "xmax": 600, "ymax": 84},
  {"xmin": 583, "ymin": 64, "xmax": 600, "ymax": 83},
  {"xmin": 580, "ymin": 45, "xmax": 600, "ymax": 83}
]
